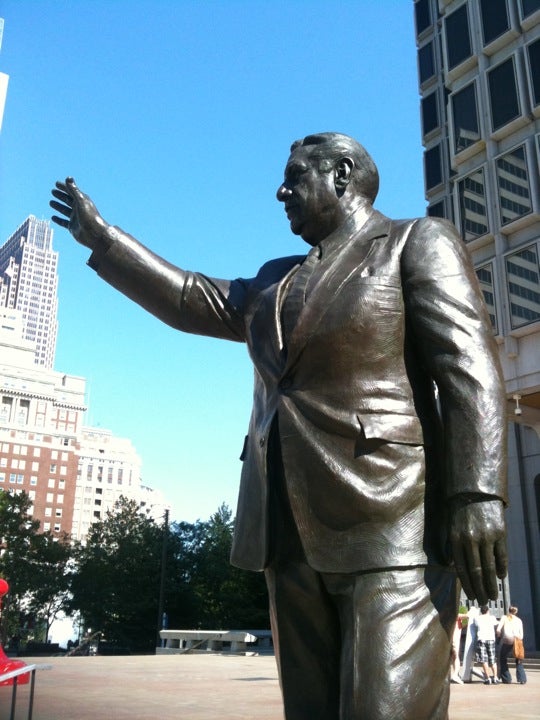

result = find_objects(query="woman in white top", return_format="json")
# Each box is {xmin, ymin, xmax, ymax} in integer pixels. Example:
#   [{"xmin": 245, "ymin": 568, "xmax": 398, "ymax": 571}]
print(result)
[{"xmin": 497, "ymin": 606, "xmax": 524, "ymax": 683}]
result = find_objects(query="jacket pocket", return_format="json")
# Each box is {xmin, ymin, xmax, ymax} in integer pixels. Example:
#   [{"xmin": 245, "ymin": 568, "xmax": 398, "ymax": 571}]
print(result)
[{"xmin": 356, "ymin": 412, "xmax": 424, "ymax": 445}]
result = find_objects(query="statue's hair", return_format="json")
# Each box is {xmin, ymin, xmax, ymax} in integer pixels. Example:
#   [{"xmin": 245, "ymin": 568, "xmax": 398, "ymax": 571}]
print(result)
[{"xmin": 290, "ymin": 132, "xmax": 379, "ymax": 204}]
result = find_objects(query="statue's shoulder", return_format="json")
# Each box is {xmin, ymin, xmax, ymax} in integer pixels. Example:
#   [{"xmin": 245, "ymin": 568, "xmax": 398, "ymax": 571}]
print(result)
[
  {"xmin": 236, "ymin": 255, "xmax": 304, "ymax": 298},
  {"xmin": 256, "ymin": 255, "xmax": 304, "ymax": 282},
  {"xmin": 390, "ymin": 216, "xmax": 463, "ymax": 260},
  {"xmin": 399, "ymin": 214, "xmax": 471, "ymax": 273},
  {"xmin": 398, "ymin": 215, "xmax": 460, "ymax": 238}
]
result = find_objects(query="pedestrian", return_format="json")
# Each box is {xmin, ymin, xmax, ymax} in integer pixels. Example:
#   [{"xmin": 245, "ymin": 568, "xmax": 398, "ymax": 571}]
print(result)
[
  {"xmin": 450, "ymin": 612, "xmax": 467, "ymax": 684},
  {"xmin": 497, "ymin": 606, "xmax": 524, "ymax": 683},
  {"xmin": 475, "ymin": 605, "xmax": 500, "ymax": 684},
  {"xmin": 461, "ymin": 605, "xmax": 480, "ymax": 682}
]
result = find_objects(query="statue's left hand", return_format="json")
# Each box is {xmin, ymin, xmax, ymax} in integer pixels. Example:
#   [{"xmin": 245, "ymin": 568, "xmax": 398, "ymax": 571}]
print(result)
[
  {"xmin": 50, "ymin": 177, "xmax": 108, "ymax": 251},
  {"xmin": 449, "ymin": 498, "xmax": 507, "ymax": 605}
]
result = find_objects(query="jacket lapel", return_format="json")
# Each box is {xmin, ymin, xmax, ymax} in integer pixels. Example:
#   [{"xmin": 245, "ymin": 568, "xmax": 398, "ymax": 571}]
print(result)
[
  {"xmin": 244, "ymin": 256, "xmax": 302, "ymax": 372},
  {"xmin": 283, "ymin": 209, "xmax": 391, "ymax": 374}
]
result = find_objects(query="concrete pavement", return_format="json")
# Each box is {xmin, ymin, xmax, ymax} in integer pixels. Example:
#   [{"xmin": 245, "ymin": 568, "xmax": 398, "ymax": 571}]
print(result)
[{"xmin": 1, "ymin": 653, "xmax": 538, "ymax": 719}]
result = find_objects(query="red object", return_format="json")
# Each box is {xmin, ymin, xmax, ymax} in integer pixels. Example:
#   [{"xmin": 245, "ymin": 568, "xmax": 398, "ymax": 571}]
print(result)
[
  {"xmin": 0, "ymin": 646, "xmax": 30, "ymax": 686},
  {"xmin": 0, "ymin": 579, "xmax": 30, "ymax": 685}
]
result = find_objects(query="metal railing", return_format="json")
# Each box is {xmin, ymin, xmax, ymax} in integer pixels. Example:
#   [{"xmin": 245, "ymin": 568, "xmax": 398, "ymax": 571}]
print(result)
[{"xmin": 0, "ymin": 662, "xmax": 52, "ymax": 720}]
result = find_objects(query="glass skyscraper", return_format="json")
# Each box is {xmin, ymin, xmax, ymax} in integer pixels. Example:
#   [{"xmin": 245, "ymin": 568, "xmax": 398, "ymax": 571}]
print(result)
[
  {"xmin": 0, "ymin": 216, "xmax": 59, "ymax": 368},
  {"xmin": 414, "ymin": 0, "xmax": 540, "ymax": 651}
]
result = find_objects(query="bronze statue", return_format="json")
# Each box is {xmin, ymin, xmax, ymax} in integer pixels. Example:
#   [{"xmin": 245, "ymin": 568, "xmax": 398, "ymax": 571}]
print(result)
[{"xmin": 51, "ymin": 132, "xmax": 507, "ymax": 719}]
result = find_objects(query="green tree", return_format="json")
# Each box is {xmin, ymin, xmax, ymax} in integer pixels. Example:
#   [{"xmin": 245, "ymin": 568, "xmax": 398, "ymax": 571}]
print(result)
[
  {"xmin": 175, "ymin": 503, "xmax": 268, "ymax": 629},
  {"xmin": 0, "ymin": 489, "xmax": 72, "ymax": 644},
  {"xmin": 66, "ymin": 499, "xmax": 269, "ymax": 653},
  {"xmin": 68, "ymin": 496, "xmax": 185, "ymax": 652},
  {"xmin": 25, "ymin": 531, "xmax": 73, "ymax": 642}
]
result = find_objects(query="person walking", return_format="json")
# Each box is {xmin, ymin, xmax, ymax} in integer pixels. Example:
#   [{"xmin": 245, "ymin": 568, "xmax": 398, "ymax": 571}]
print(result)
[{"xmin": 497, "ymin": 606, "xmax": 524, "ymax": 683}]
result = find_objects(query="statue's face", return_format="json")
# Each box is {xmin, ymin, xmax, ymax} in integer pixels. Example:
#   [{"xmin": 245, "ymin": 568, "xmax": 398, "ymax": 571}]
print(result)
[{"xmin": 276, "ymin": 146, "xmax": 340, "ymax": 246}]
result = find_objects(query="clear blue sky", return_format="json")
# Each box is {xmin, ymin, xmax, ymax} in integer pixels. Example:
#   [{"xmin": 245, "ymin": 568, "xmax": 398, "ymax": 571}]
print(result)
[{"xmin": 0, "ymin": 1, "xmax": 426, "ymax": 523}]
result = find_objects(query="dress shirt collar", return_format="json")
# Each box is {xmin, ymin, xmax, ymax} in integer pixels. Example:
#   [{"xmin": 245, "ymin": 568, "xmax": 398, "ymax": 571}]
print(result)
[{"xmin": 317, "ymin": 203, "xmax": 373, "ymax": 259}]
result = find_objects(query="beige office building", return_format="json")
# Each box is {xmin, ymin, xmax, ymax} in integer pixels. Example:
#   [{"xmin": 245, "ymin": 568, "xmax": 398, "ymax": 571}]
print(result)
[
  {"xmin": 73, "ymin": 427, "xmax": 146, "ymax": 541},
  {"xmin": 0, "ymin": 315, "xmax": 168, "ymax": 541},
  {"xmin": 0, "ymin": 310, "xmax": 85, "ymax": 535}
]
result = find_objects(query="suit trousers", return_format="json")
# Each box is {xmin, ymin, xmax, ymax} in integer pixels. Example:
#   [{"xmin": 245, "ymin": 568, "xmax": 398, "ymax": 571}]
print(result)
[{"xmin": 264, "ymin": 420, "xmax": 457, "ymax": 720}]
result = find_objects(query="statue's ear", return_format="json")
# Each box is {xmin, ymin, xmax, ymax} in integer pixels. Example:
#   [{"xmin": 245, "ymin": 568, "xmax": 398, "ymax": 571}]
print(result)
[{"xmin": 334, "ymin": 157, "xmax": 353, "ymax": 190}]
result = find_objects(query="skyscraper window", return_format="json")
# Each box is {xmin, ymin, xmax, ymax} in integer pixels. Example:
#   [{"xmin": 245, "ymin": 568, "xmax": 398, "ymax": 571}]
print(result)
[
  {"xmin": 424, "ymin": 144, "xmax": 442, "ymax": 190},
  {"xmin": 520, "ymin": 0, "xmax": 540, "ymax": 20},
  {"xmin": 488, "ymin": 56, "xmax": 521, "ymax": 132},
  {"xmin": 527, "ymin": 37, "xmax": 540, "ymax": 107},
  {"xmin": 451, "ymin": 81, "xmax": 481, "ymax": 153},
  {"xmin": 496, "ymin": 144, "xmax": 532, "ymax": 226},
  {"xmin": 505, "ymin": 244, "xmax": 540, "ymax": 328},
  {"xmin": 479, "ymin": 0, "xmax": 511, "ymax": 46},
  {"xmin": 415, "ymin": 0, "xmax": 432, "ymax": 36},
  {"xmin": 476, "ymin": 264, "xmax": 498, "ymax": 333},
  {"xmin": 458, "ymin": 167, "xmax": 489, "ymax": 241},
  {"xmin": 444, "ymin": 3, "xmax": 473, "ymax": 70},
  {"xmin": 427, "ymin": 200, "xmax": 449, "ymax": 220},
  {"xmin": 418, "ymin": 41, "xmax": 435, "ymax": 85},
  {"xmin": 421, "ymin": 90, "xmax": 439, "ymax": 137}
]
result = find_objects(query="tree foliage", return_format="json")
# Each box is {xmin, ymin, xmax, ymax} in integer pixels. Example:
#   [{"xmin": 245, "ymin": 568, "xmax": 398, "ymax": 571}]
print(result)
[
  {"xmin": 24, "ymin": 530, "xmax": 72, "ymax": 641},
  {"xmin": 67, "ymin": 496, "xmax": 168, "ymax": 652},
  {"xmin": 1, "ymin": 489, "xmax": 269, "ymax": 653},
  {"xmin": 174, "ymin": 504, "xmax": 268, "ymax": 629},
  {"xmin": 0, "ymin": 489, "xmax": 72, "ymax": 644}
]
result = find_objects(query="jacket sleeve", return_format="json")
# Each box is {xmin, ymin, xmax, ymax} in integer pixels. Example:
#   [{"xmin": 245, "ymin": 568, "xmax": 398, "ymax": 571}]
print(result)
[
  {"xmin": 401, "ymin": 217, "xmax": 507, "ymax": 503},
  {"xmin": 87, "ymin": 225, "xmax": 248, "ymax": 342}
]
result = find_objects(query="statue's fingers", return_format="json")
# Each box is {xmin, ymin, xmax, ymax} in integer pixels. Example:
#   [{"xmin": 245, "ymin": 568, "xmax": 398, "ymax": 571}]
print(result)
[
  {"xmin": 51, "ymin": 215, "xmax": 70, "ymax": 229},
  {"xmin": 480, "ymin": 542, "xmax": 498, "ymax": 600},
  {"xmin": 65, "ymin": 176, "xmax": 85, "ymax": 199},
  {"xmin": 50, "ymin": 200, "xmax": 72, "ymax": 218},
  {"xmin": 464, "ymin": 542, "xmax": 487, "ymax": 605},
  {"xmin": 452, "ymin": 541, "xmax": 475, "ymax": 600},
  {"xmin": 51, "ymin": 188, "xmax": 73, "ymax": 206},
  {"xmin": 494, "ymin": 537, "xmax": 508, "ymax": 579}
]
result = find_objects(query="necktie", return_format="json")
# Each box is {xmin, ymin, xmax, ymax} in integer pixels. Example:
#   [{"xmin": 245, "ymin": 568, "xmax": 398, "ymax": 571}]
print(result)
[{"xmin": 282, "ymin": 245, "xmax": 321, "ymax": 340}]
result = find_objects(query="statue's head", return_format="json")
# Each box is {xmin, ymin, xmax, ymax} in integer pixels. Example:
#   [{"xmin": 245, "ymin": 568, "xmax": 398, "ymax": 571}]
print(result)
[
  {"xmin": 276, "ymin": 132, "xmax": 379, "ymax": 246},
  {"xmin": 290, "ymin": 133, "xmax": 379, "ymax": 204}
]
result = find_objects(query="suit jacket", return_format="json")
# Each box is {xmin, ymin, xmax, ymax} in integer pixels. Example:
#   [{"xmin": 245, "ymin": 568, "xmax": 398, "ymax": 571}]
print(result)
[{"xmin": 89, "ymin": 206, "xmax": 507, "ymax": 574}]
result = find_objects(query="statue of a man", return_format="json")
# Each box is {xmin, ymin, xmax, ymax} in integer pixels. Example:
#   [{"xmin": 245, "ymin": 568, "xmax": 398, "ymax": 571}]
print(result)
[{"xmin": 51, "ymin": 132, "xmax": 507, "ymax": 719}]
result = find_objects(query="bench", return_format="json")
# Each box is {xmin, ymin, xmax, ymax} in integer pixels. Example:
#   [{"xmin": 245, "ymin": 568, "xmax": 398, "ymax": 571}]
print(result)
[
  {"xmin": 0, "ymin": 662, "xmax": 52, "ymax": 720},
  {"xmin": 157, "ymin": 630, "xmax": 257, "ymax": 655}
]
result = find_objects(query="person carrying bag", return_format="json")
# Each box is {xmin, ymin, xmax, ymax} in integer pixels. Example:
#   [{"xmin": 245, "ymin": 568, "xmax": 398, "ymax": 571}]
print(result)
[{"xmin": 497, "ymin": 606, "xmax": 526, "ymax": 684}]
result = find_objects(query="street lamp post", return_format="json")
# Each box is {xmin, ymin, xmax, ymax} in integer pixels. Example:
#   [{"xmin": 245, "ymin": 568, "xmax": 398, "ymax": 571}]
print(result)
[{"xmin": 156, "ymin": 509, "xmax": 169, "ymax": 650}]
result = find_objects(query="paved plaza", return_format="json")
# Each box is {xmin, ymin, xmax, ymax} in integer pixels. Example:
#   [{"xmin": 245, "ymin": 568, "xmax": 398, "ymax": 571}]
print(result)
[{"xmin": 1, "ymin": 653, "xmax": 538, "ymax": 719}]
